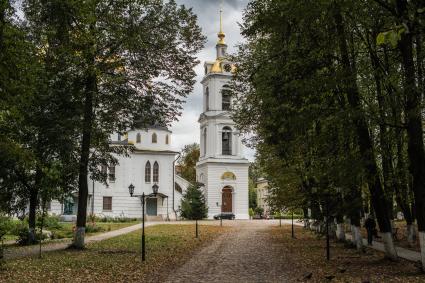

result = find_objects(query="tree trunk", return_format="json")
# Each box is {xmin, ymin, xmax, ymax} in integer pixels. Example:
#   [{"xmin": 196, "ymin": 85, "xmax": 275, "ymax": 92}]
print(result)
[
  {"xmin": 368, "ymin": 33, "xmax": 396, "ymax": 224},
  {"xmin": 336, "ymin": 223, "xmax": 346, "ymax": 241},
  {"xmin": 28, "ymin": 187, "xmax": 38, "ymax": 244},
  {"xmin": 349, "ymin": 213, "xmax": 363, "ymax": 250},
  {"xmin": 333, "ymin": 6, "xmax": 397, "ymax": 259},
  {"xmin": 396, "ymin": 0, "xmax": 425, "ymax": 267},
  {"xmin": 74, "ymin": 66, "xmax": 96, "ymax": 249},
  {"xmin": 335, "ymin": 212, "xmax": 345, "ymax": 241},
  {"xmin": 28, "ymin": 167, "xmax": 42, "ymax": 244}
]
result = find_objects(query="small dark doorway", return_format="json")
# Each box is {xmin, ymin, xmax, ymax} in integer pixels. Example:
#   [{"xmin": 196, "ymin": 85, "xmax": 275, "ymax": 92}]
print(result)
[
  {"xmin": 221, "ymin": 187, "xmax": 233, "ymax": 213},
  {"xmin": 146, "ymin": 198, "xmax": 157, "ymax": 216}
]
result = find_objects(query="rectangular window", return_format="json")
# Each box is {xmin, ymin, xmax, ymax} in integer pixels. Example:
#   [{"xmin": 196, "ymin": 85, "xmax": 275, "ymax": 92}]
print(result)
[
  {"xmin": 103, "ymin": 197, "xmax": 112, "ymax": 211},
  {"xmin": 108, "ymin": 165, "xmax": 115, "ymax": 182}
]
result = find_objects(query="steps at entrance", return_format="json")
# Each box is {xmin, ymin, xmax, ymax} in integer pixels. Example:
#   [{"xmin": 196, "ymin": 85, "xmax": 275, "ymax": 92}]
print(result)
[{"xmin": 146, "ymin": 215, "xmax": 163, "ymax": 222}]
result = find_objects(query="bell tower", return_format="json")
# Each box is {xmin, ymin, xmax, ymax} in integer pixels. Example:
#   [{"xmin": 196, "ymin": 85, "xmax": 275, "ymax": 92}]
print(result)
[{"xmin": 196, "ymin": 7, "xmax": 249, "ymax": 220}]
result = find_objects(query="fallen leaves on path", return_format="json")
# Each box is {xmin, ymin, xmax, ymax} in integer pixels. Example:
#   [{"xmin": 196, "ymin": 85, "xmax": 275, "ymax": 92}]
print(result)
[{"xmin": 271, "ymin": 225, "xmax": 425, "ymax": 282}]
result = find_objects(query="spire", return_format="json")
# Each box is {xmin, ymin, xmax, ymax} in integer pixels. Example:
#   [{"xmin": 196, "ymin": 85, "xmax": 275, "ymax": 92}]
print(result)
[{"xmin": 217, "ymin": 1, "xmax": 225, "ymax": 45}]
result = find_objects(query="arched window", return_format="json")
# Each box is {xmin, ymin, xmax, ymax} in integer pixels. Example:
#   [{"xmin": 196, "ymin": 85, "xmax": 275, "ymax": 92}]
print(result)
[
  {"xmin": 165, "ymin": 134, "xmax": 169, "ymax": 144},
  {"xmin": 153, "ymin": 161, "xmax": 159, "ymax": 183},
  {"xmin": 203, "ymin": 127, "xmax": 207, "ymax": 156},
  {"xmin": 117, "ymin": 133, "xmax": 121, "ymax": 141},
  {"xmin": 136, "ymin": 133, "xmax": 141, "ymax": 143},
  {"xmin": 222, "ymin": 85, "xmax": 231, "ymax": 110},
  {"xmin": 222, "ymin": 126, "xmax": 232, "ymax": 155},
  {"xmin": 205, "ymin": 87, "xmax": 209, "ymax": 111},
  {"xmin": 145, "ymin": 161, "xmax": 151, "ymax": 183},
  {"xmin": 152, "ymin": 133, "xmax": 157, "ymax": 143}
]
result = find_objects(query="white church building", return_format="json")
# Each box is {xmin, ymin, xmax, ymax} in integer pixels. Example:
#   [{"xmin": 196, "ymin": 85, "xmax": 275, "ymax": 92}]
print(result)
[
  {"xmin": 195, "ymin": 15, "xmax": 250, "ymax": 219},
  {"xmin": 50, "ymin": 124, "xmax": 188, "ymax": 220}
]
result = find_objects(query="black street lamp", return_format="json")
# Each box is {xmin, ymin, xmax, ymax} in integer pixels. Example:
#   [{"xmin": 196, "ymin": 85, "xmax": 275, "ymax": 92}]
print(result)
[
  {"xmin": 291, "ymin": 211, "xmax": 295, "ymax": 239},
  {"xmin": 128, "ymin": 183, "xmax": 158, "ymax": 262}
]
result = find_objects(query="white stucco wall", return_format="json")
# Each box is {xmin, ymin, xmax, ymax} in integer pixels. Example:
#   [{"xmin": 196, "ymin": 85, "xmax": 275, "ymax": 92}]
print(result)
[
  {"xmin": 197, "ymin": 162, "xmax": 249, "ymax": 219},
  {"xmin": 50, "ymin": 128, "xmax": 181, "ymax": 220}
]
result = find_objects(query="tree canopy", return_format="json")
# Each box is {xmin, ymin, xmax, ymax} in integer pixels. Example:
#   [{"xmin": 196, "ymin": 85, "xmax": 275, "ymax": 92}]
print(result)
[{"xmin": 231, "ymin": 0, "xmax": 425, "ymax": 262}]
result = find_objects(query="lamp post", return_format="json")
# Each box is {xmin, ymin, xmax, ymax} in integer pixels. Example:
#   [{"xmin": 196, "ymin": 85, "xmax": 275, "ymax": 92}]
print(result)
[
  {"xmin": 325, "ymin": 192, "xmax": 330, "ymax": 261},
  {"xmin": 129, "ymin": 183, "xmax": 158, "ymax": 262},
  {"xmin": 190, "ymin": 199, "xmax": 199, "ymax": 238},
  {"xmin": 291, "ymin": 211, "xmax": 295, "ymax": 239}
]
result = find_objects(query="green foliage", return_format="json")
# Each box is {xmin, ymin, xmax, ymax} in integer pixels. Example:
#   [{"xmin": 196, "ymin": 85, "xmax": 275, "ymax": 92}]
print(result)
[
  {"xmin": 180, "ymin": 184, "xmax": 208, "ymax": 220},
  {"xmin": 36, "ymin": 214, "xmax": 61, "ymax": 230},
  {"xmin": 248, "ymin": 186, "xmax": 258, "ymax": 209},
  {"xmin": 15, "ymin": 225, "xmax": 41, "ymax": 246},
  {"xmin": 254, "ymin": 207, "xmax": 264, "ymax": 217},
  {"xmin": 85, "ymin": 223, "xmax": 104, "ymax": 234},
  {"xmin": 94, "ymin": 215, "xmax": 138, "ymax": 223},
  {"xmin": 249, "ymin": 208, "xmax": 255, "ymax": 217},
  {"xmin": 0, "ymin": 215, "xmax": 12, "ymax": 239},
  {"xmin": 178, "ymin": 143, "xmax": 200, "ymax": 184},
  {"xmin": 230, "ymin": 0, "xmax": 425, "ymax": 244},
  {"xmin": 376, "ymin": 26, "xmax": 405, "ymax": 47}
]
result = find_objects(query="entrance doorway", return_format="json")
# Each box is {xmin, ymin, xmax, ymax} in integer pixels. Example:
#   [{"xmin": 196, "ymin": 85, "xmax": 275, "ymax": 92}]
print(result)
[
  {"xmin": 221, "ymin": 187, "xmax": 233, "ymax": 213},
  {"xmin": 146, "ymin": 198, "xmax": 157, "ymax": 216}
]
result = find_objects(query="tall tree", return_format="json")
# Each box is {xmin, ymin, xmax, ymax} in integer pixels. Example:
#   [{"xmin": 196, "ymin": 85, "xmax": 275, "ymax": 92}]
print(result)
[
  {"xmin": 229, "ymin": 0, "xmax": 425, "ymax": 259},
  {"xmin": 178, "ymin": 143, "xmax": 200, "ymax": 184},
  {"xmin": 27, "ymin": 0, "xmax": 205, "ymax": 248}
]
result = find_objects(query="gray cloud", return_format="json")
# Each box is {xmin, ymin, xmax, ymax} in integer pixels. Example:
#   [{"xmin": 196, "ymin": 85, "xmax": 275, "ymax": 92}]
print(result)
[{"xmin": 171, "ymin": 0, "xmax": 255, "ymax": 161}]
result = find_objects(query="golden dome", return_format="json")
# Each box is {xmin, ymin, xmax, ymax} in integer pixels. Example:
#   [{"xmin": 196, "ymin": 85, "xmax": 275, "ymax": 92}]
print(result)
[{"xmin": 210, "ymin": 60, "xmax": 222, "ymax": 73}]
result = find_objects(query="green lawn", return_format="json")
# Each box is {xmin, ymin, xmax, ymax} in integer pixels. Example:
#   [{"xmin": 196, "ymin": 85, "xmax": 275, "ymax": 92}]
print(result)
[
  {"xmin": 55, "ymin": 221, "xmax": 140, "ymax": 238},
  {"xmin": 3, "ymin": 221, "xmax": 139, "ymax": 245},
  {"xmin": 2, "ymin": 235, "xmax": 17, "ymax": 242},
  {"xmin": 0, "ymin": 224, "xmax": 226, "ymax": 282}
]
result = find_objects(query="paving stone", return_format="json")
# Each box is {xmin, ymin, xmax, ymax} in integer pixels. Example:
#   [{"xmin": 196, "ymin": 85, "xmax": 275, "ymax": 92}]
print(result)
[{"xmin": 165, "ymin": 221, "xmax": 291, "ymax": 283}]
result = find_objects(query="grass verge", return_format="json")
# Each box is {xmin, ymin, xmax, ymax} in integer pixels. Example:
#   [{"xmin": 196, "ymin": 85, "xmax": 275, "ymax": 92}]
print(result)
[{"xmin": 0, "ymin": 224, "xmax": 226, "ymax": 283}]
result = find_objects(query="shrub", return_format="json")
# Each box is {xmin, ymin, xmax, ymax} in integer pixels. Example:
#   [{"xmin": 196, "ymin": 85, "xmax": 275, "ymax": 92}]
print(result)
[
  {"xmin": 254, "ymin": 207, "xmax": 264, "ymax": 217},
  {"xmin": 50, "ymin": 230, "xmax": 70, "ymax": 239},
  {"xmin": 10, "ymin": 222, "xmax": 27, "ymax": 236},
  {"xmin": 85, "ymin": 224, "xmax": 104, "ymax": 233},
  {"xmin": 94, "ymin": 215, "xmax": 138, "ymax": 223},
  {"xmin": 0, "ymin": 215, "xmax": 13, "ymax": 240},
  {"xmin": 15, "ymin": 225, "xmax": 31, "ymax": 245},
  {"xmin": 249, "ymin": 208, "xmax": 254, "ymax": 218},
  {"xmin": 39, "ymin": 214, "xmax": 62, "ymax": 230},
  {"xmin": 14, "ymin": 224, "xmax": 49, "ymax": 245}
]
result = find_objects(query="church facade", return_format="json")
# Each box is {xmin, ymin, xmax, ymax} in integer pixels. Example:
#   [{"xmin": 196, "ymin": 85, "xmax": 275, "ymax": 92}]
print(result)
[
  {"xmin": 196, "ymin": 16, "xmax": 250, "ymax": 220},
  {"xmin": 50, "ymin": 125, "xmax": 185, "ymax": 220}
]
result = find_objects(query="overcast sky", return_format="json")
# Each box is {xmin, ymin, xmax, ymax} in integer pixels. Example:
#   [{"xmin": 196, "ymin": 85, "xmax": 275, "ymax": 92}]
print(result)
[{"xmin": 171, "ymin": 0, "xmax": 255, "ymax": 161}]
